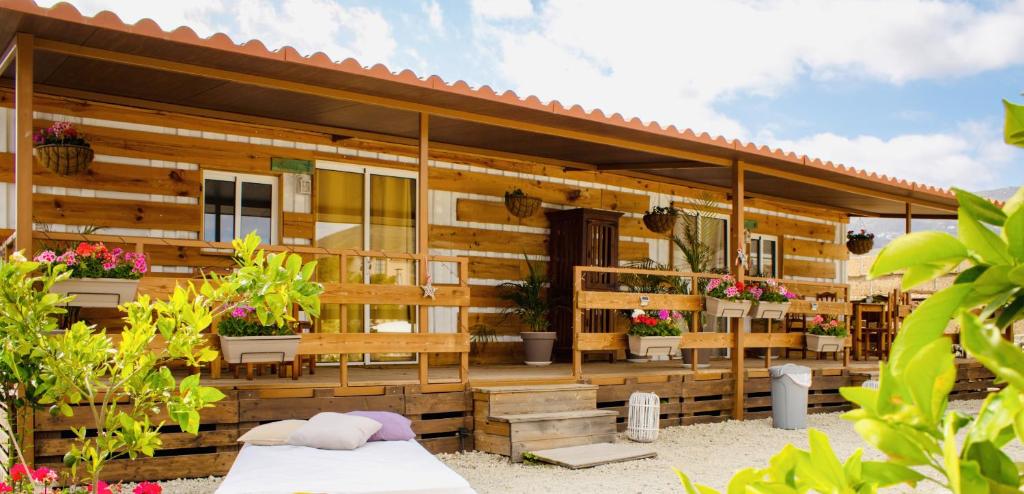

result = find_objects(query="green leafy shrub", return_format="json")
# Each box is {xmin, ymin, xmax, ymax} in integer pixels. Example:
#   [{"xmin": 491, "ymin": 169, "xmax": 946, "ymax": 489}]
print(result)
[{"xmin": 217, "ymin": 308, "xmax": 294, "ymax": 337}]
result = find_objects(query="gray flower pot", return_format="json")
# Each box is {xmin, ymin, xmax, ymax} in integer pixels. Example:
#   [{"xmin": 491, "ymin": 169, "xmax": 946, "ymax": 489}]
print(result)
[
  {"xmin": 521, "ymin": 331, "xmax": 556, "ymax": 366},
  {"xmin": 219, "ymin": 334, "xmax": 301, "ymax": 364},
  {"xmin": 705, "ymin": 297, "xmax": 752, "ymax": 318},
  {"xmin": 50, "ymin": 278, "xmax": 140, "ymax": 308}
]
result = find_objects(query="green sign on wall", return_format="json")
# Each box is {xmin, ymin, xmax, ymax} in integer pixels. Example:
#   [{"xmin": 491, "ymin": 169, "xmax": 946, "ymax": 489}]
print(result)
[{"xmin": 270, "ymin": 157, "xmax": 313, "ymax": 174}]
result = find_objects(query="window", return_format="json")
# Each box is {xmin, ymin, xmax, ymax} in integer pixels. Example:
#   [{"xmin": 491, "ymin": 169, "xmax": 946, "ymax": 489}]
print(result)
[
  {"xmin": 315, "ymin": 162, "xmax": 418, "ymax": 365},
  {"xmin": 672, "ymin": 214, "xmax": 729, "ymax": 272},
  {"xmin": 749, "ymin": 234, "xmax": 778, "ymax": 278},
  {"xmin": 203, "ymin": 172, "xmax": 278, "ymax": 243}
]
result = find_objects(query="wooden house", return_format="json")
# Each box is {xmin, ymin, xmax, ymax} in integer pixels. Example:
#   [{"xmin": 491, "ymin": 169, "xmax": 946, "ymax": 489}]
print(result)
[{"xmin": 0, "ymin": 1, "xmax": 995, "ymax": 481}]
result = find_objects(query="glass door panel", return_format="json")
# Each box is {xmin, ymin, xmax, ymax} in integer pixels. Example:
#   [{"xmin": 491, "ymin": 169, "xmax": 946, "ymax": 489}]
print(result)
[
  {"xmin": 368, "ymin": 175, "xmax": 417, "ymax": 363},
  {"xmin": 203, "ymin": 179, "xmax": 235, "ymax": 242},
  {"xmin": 240, "ymin": 182, "xmax": 273, "ymax": 241},
  {"xmin": 316, "ymin": 169, "xmax": 365, "ymax": 363}
]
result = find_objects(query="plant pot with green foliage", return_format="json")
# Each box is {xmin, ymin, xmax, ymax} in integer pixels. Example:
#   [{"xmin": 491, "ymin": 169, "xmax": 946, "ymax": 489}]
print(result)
[
  {"xmin": 804, "ymin": 315, "xmax": 848, "ymax": 353},
  {"xmin": 750, "ymin": 280, "xmax": 796, "ymax": 319},
  {"xmin": 627, "ymin": 309, "xmax": 685, "ymax": 359},
  {"xmin": 37, "ymin": 242, "xmax": 148, "ymax": 308},
  {"xmin": 703, "ymin": 275, "xmax": 755, "ymax": 317},
  {"xmin": 499, "ymin": 255, "xmax": 553, "ymax": 366},
  {"xmin": 642, "ymin": 205, "xmax": 679, "ymax": 234},
  {"xmin": 217, "ymin": 305, "xmax": 301, "ymax": 365}
]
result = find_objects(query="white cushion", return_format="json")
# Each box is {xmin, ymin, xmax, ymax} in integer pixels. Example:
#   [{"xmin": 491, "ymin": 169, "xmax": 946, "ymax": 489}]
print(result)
[
  {"xmin": 287, "ymin": 412, "xmax": 382, "ymax": 450},
  {"xmin": 238, "ymin": 420, "xmax": 307, "ymax": 446}
]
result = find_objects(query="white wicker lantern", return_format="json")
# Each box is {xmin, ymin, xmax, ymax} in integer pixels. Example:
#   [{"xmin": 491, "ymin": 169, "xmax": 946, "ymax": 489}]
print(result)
[{"xmin": 626, "ymin": 391, "xmax": 660, "ymax": 443}]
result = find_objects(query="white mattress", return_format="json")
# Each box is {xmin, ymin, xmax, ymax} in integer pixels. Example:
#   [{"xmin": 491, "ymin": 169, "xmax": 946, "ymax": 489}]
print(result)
[{"xmin": 215, "ymin": 440, "xmax": 476, "ymax": 494}]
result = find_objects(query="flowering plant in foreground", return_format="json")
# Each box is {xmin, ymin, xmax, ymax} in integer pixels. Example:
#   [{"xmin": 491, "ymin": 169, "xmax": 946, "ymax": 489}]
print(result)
[
  {"xmin": 33, "ymin": 121, "xmax": 90, "ymax": 148},
  {"xmin": 704, "ymin": 275, "xmax": 756, "ymax": 301},
  {"xmin": 216, "ymin": 304, "xmax": 294, "ymax": 337},
  {"xmin": 0, "ymin": 464, "xmax": 58, "ymax": 493},
  {"xmin": 34, "ymin": 242, "xmax": 147, "ymax": 279},
  {"xmin": 627, "ymin": 308, "xmax": 684, "ymax": 337},
  {"xmin": 807, "ymin": 314, "xmax": 848, "ymax": 337},
  {"xmin": 753, "ymin": 279, "xmax": 797, "ymax": 303}
]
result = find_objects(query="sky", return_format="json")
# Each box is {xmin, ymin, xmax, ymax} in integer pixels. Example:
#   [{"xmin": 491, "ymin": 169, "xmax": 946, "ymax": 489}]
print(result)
[{"xmin": 39, "ymin": 0, "xmax": 1024, "ymax": 192}]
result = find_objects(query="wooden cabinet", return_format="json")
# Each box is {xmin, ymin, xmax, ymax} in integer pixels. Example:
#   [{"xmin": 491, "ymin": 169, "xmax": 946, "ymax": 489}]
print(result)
[{"xmin": 546, "ymin": 208, "xmax": 623, "ymax": 359}]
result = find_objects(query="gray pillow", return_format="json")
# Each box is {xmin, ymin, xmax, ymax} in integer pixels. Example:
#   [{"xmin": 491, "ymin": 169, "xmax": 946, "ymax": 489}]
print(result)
[{"xmin": 287, "ymin": 412, "xmax": 382, "ymax": 450}]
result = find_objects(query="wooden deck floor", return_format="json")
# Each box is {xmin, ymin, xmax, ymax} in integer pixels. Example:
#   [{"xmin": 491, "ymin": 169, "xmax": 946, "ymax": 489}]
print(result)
[{"xmin": 211, "ymin": 357, "xmax": 886, "ymax": 389}]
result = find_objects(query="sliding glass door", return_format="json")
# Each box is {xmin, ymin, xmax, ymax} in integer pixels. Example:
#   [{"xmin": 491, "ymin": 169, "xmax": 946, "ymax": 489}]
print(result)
[{"xmin": 315, "ymin": 162, "xmax": 418, "ymax": 364}]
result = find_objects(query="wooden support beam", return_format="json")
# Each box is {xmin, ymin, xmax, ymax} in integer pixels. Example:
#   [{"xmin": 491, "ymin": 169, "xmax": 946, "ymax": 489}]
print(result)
[
  {"xmin": 594, "ymin": 160, "xmax": 713, "ymax": 171},
  {"xmin": 418, "ymin": 113, "xmax": 430, "ymax": 388},
  {"xmin": 14, "ymin": 33, "xmax": 32, "ymax": 254},
  {"xmin": 730, "ymin": 160, "xmax": 746, "ymax": 420},
  {"xmin": 905, "ymin": 202, "xmax": 912, "ymax": 234},
  {"xmin": 34, "ymin": 38, "xmax": 728, "ymax": 166}
]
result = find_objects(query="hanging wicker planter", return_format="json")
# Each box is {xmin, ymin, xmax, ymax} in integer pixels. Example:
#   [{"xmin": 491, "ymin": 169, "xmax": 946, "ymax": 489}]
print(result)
[
  {"xmin": 846, "ymin": 238, "xmax": 874, "ymax": 255},
  {"xmin": 642, "ymin": 212, "xmax": 677, "ymax": 234},
  {"xmin": 35, "ymin": 144, "xmax": 94, "ymax": 176},
  {"xmin": 504, "ymin": 191, "xmax": 541, "ymax": 218}
]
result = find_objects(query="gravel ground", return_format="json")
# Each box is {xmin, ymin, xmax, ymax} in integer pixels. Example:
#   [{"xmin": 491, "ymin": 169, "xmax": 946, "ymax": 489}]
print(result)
[{"xmin": 134, "ymin": 400, "xmax": 1021, "ymax": 493}]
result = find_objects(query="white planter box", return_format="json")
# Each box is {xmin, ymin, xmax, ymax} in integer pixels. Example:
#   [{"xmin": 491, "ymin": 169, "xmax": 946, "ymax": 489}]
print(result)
[
  {"xmin": 705, "ymin": 297, "xmax": 752, "ymax": 318},
  {"xmin": 752, "ymin": 302, "xmax": 790, "ymax": 320},
  {"xmin": 628, "ymin": 335, "xmax": 680, "ymax": 358},
  {"xmin": 806, "ymin": 334, "xmax": 845, "ymax": 353},
  {"xmin": 219, "ymin": 335, "xmax": 301, "ymax": 364},
  {"xmin": 50, "ymin": 278, "xmax": 140, "ymax": 308}
]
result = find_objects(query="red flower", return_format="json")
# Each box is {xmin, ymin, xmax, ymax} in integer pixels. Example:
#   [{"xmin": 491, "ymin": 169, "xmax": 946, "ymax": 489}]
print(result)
[
  {"xmin": 87, "ymin": 480, "xmax": 113, "ymax": 494},
  {"xmin": 133, "ymin": 482, "xmax": 162, "ymax": 494},
  {"xmin": 75, "ymin": 242, "xmax": 95, "ymax": 257},
  {"xmin": 735, "ymin": 281, "xmax": 745, "ymax": 291},
  {"xmin": 9, "ymin": 464, "xmax": 30, "ymax": 482},
  {"xmin": 32, "ymin": 466, "xmax": 57, "ymax": 483},
  {"xmin": 0, "ymin": 482, "xmax": 12, "ymax": 493}
]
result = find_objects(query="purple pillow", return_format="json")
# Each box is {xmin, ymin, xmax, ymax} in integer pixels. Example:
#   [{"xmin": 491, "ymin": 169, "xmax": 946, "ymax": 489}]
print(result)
[{"xmin": 346, "ymin": 411, "xmax": 415, "ymax": 441}]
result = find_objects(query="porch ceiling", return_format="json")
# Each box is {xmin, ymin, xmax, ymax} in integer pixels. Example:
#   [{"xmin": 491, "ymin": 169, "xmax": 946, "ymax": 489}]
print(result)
[{"xmin": 0, "ymin": 3, "xmax": 959, "ymax": 218}]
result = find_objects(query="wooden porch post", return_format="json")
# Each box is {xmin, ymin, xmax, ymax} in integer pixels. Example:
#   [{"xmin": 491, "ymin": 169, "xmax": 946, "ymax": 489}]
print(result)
[
  {"xmin": 904, "ymin": 202, "xmax": 912, "ymax": 234},
  {"xmin": 730, "ymin": 160, "xmax": 746, "ymax": 419},
  {"xmin": 14, "ymin": 33, "xmax": 33, "ymax": 254},
  {"xmin": 417, "ymin": 113, "xmax": 430, "ymax": 387}
]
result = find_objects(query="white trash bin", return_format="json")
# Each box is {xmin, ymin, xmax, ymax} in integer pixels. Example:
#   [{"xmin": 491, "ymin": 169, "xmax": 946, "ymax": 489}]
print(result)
[{"xmin": 768, "ymin": 364, "xmax": 812, "ymax": 429}]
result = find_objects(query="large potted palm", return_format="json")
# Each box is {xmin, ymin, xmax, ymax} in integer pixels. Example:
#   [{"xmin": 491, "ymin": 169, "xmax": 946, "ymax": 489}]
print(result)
[{"xmin": 499, "ymin": 256, "xmax": 553, "ymax": 366}]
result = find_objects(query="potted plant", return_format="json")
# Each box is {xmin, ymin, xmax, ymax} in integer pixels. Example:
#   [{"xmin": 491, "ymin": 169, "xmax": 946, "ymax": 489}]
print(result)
[
  {"xmin": 217, "ymin": 305, "xmax": 301, "ymax": 365},
  {"xmin": 33, "ymin": 121, "xmax": 94, "ymax": 176},
  {"xmin": 36, "ymin": 242, "xmax": 147, "ymax": 308},
  {"xmin": 504, "ymin": 188, "xmax": 541, "ymax": 218},
  {"xmin": 805, "ymin": 315, "xmax": 848, "ymax": 352},
  {"xmin": 498, "ymin": 256, "xmax": 553, "ymax": 366},
  {"xmin": 627, "ymin": 309, "xmax": 685, "ymax": 359},
  {"xmin": 846, "ymin": 229, "xmax": 875, "ymax": 255},
  {"xmin": 703, "ymin": 275, "xmax": 755, "ymax": 317},
  {"xmin": 750, "ymin": 280, "xmax": 796, "ymax": 319},
  {"xmin": 642, "ymin": 205, "xmax": 679, "ymax": 234}
]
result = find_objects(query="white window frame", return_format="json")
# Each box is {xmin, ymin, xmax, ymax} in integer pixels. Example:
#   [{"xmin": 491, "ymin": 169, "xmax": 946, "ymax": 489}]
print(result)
[
  {"xmin": 749, "ymin": 233, "xmax": 779, "ymax": 278},
  {"xmin": 202, "ymin": 171, "xmax": 279, "ymax": 244}
]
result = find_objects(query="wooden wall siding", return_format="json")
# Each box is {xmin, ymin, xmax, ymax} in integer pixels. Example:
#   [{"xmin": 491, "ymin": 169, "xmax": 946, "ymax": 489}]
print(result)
[{"xmin": 1, "ymin": 90, "xmax": 847, "ymax": 362}]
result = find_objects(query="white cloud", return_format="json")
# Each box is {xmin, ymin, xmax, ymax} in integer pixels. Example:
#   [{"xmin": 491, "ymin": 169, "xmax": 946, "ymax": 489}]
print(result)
[
  {"xmin": 760, "ymin": 121, "xmax": 1015, "ymax": 190},
  {"xmin": 424, "ymin": 0, "xmax": 444, "ymax": 34},
  {"xmin": 471, "ymin": 0, "xmax": 534, "ymax": 20},
  {"xmin": 477, "ymin": 0, "xmax": 1024, "ymax": 139}
]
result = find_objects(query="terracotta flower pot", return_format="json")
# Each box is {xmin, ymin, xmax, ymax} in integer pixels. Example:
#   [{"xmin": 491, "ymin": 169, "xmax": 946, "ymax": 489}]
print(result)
[
  {"xmin": 219, "ymin": 334, "xmax": 301, "ymax": 364},
  {"xmin": 704, "ymin": 297, "xmax": 752, "ymax": 318},
  {"xmin": 35, "ymin": 144, "xmax": 94, "ymax": 176},
  {"xmin": 752, "ymin": 301, "xmax": 790, "ymax": 320},
  {"xmin": 50, "ymin": 278, "xmax": 140, "ymax": 308},
  {"xmin": 521, "ymin": 331, "xmax": 556, "ymax": 366}
]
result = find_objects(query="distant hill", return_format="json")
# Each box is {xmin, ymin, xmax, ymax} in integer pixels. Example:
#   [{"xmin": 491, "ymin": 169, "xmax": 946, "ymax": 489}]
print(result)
[{"xmin": 853, "ymin": 187, "xmax": 1018, "ymax": 250}]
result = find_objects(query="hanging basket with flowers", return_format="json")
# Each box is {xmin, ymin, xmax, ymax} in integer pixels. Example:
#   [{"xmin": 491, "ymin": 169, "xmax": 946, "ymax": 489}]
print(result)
[
  {"xmin": 703, "ymin": 275, "xmax": 755, "ymax": 317},
  {"xmin": 642, "ymin": 206, "xmax": 679, "ymax": 234},
  {"xmin": 504, "ymin": 188, "xmax": 541, "ymax": 218},
  {"xmin": 36, "ymin": 242, "xmax": 148, "ymax": 308},
  {"xmin": 33, "ymin": 121, "xmax": 94, "ymax": 176},
  {"xmin": 846, "ymin": 229, "xmax": 875, "ymax": 255}
]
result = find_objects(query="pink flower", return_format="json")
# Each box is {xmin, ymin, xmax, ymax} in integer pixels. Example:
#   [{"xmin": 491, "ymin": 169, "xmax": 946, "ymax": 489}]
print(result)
[
  {"xmin": 133, "ymin": 482, "xmax": 162, "ymax": 494},
  {"xmin": 0, "ymin": 482, "xmax": 11, "ymax": 493},
  {"xmin": 812, "ymin": 315, "xmax": 824, "ymax": 324},
  {"xmin": 32, "ymin": 466, "xmax": 58, "ymax": 484},
  {"xmin": 231, "ymin": 305, "xmax": 252, "ymax": 318},
  {"xmin": 724, "ymin": 286, "xmax": 739, "ymax": 298},
  {"xmin": 34, "ymin": 250, "xmax": 57, "ymax": 263},
  {"xmin": 10, "ymin": 464, "xmax": 30, "ymax": 482},
  {"xmin": 57, "ymin": 250, "xmax": 78, "ymax": 266},
  {"xmin": 110, "ymin": 247, "xmax": 124, "ymax": 261},
  {"xmin": 87, "ymin": 480, "xmax": 113, "ymax": 494},
  {"xmin": 785, "ymin": 292, "xmax": 797, "ymax": 300},
  {"xmin": 657, "ymin": 309, "xmax": 670, "ymax": 320},
  {"xmin": 706, "ymin": 278, "xmax": 721, "ymax": 292}
]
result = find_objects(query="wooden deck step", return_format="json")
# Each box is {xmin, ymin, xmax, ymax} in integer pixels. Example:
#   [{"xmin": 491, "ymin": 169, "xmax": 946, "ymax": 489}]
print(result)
[
  {"xmin": 473, "ymin": 384, "xmax": 599, "ymax": 416},
  {"xmin": 528, "ymin": 443, "xmax": 657, "ymax": 469}
]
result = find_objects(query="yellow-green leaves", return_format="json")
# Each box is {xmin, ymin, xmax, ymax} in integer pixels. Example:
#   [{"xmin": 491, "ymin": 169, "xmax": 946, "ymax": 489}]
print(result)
[
  {"xmin": 904, "ymin": 338, "xmax": 955, "ymax": 426},
  {"xmin": 1004, "ymin": 99, "xmax": 1024, "ymax": 147},
  {"xmin": 958, "ymin": 207, "xmax": 1013, "ymax": 265},
  {"xmin": 869, "ymin": 231, "xmax": 967, "ymax": 289}
]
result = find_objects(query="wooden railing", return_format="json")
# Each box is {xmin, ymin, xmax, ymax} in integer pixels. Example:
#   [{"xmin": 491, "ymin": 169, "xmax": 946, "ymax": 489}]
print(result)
[
  {"xmin": 32, "ymin": 231, "xmax": 472, "ymax": 392},
  {"xmin": 572, "ymin": 266, "xmax": 854, "ymax": 377}
]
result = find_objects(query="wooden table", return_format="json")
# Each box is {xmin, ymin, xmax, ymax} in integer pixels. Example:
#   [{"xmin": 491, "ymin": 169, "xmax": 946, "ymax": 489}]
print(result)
[{"xmin": 852, "ymin": 302, "xmax": 887, "ymax": 360}]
